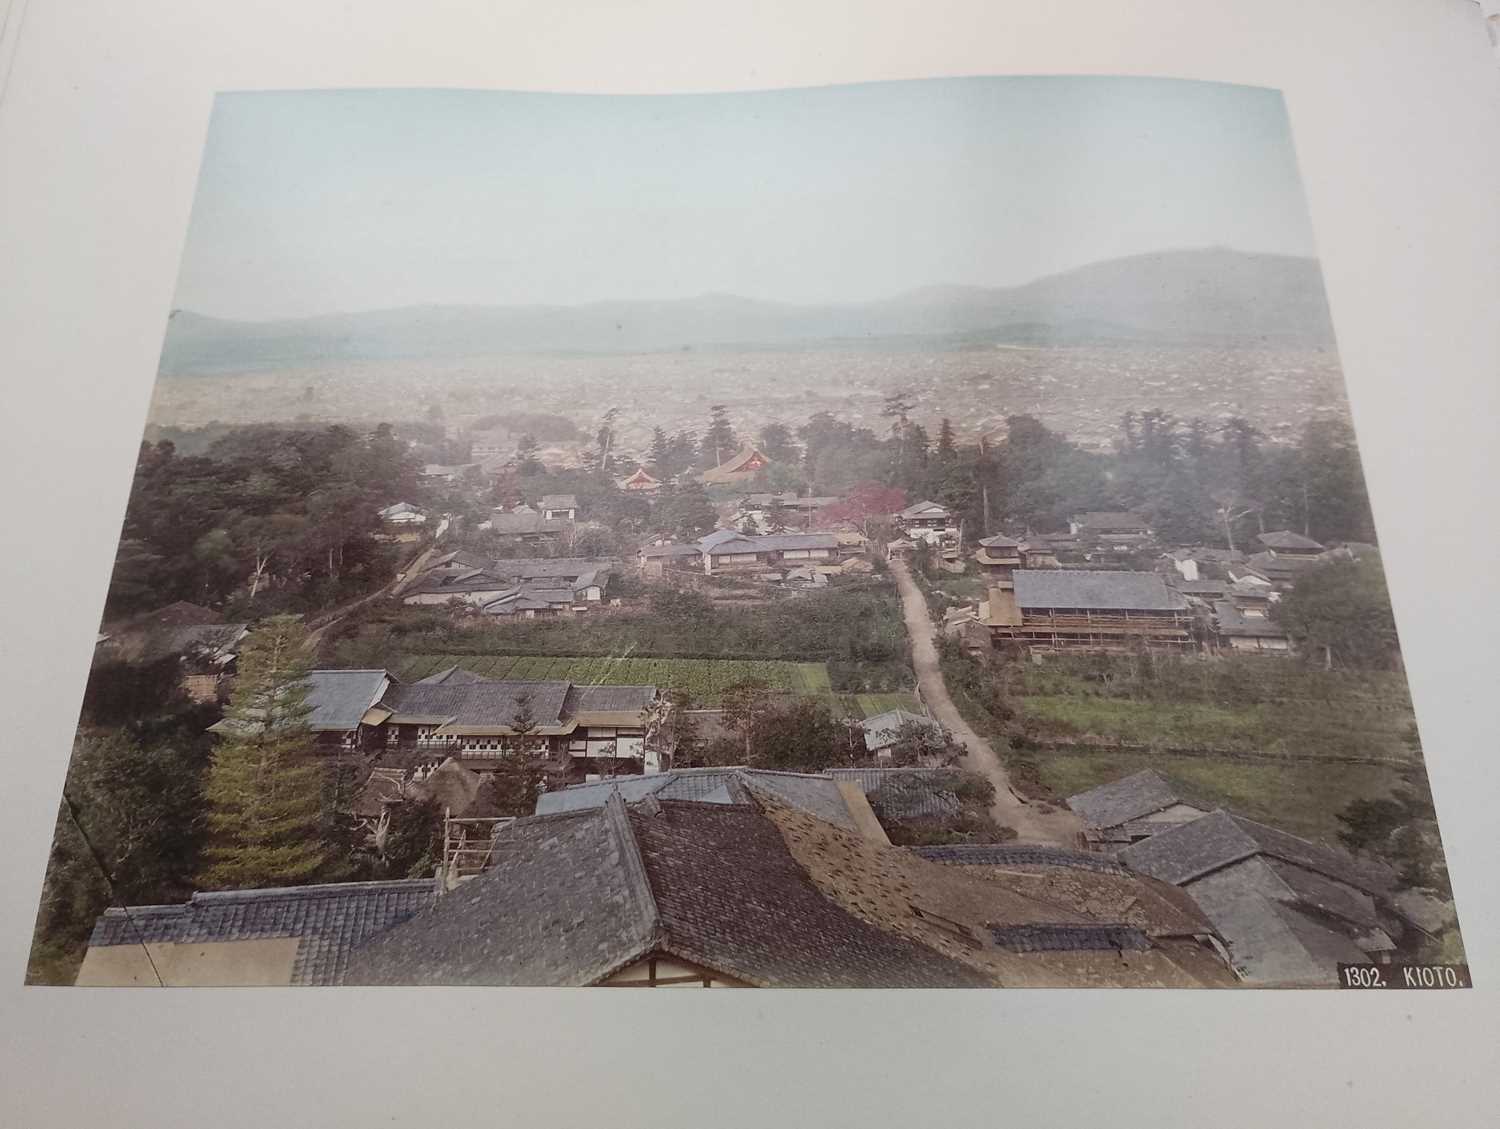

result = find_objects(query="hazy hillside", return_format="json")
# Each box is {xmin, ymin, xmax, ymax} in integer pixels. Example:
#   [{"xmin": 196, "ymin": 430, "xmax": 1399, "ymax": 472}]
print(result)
[{"xmin": 158, "ymin": 247, "xmax": 1335, "ymax": 375}]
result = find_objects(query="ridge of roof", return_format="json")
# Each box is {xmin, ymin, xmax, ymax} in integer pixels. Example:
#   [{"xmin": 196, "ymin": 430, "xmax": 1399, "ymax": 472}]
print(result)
[{"xmin": 601, "ymin": 790, "xmax": 664, "ymax": 953}]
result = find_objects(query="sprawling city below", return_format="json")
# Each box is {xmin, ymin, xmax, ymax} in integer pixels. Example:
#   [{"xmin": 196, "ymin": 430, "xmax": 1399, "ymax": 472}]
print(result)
[{"xmin": 29, "ymin": 243, "xmax": 1465, "ymax": 991}]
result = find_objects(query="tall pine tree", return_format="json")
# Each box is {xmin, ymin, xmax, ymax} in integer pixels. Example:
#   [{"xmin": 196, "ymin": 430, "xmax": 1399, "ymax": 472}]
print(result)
[{"xmin": 199, "ymin": 615, "xmax": 329, "ymax": 889}]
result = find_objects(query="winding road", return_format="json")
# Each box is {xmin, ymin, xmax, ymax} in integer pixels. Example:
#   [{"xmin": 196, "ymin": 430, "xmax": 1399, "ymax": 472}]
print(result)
[{"xmin": 888, "ymin": 559, "xmax": 1081, "ymax": 846}]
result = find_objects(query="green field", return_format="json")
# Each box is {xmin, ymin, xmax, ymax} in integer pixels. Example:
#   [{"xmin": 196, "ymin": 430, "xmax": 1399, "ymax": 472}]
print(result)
[
  {"xmin": 395, "ymin": 653, "xmax": 833, "ymax": 705},
  {"xmin": 1017, "ymin": 695, "xmax": 1418, "ymax": 762},
  {"xmin": 839, "ymin": 693, "xmax": 923, "ymax": 719}
]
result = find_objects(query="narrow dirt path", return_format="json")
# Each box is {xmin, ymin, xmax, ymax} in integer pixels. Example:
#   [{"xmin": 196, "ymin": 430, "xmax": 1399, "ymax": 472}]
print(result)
[{"xmin": 888, "ymin": 559, "xmax": 1081, "ymax": 846}]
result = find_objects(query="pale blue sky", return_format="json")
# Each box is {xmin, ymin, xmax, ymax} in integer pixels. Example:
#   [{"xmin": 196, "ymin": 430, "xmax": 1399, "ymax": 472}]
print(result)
[{"xmin": 175, "ymin": 77, "xmax": 1317, "ymax": 320}]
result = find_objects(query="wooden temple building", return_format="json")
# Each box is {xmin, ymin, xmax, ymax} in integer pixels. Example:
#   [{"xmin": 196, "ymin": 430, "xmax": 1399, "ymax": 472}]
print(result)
[{"xmin": 979, "ymin": 569, "xmax": 1194, "ymax": 652}]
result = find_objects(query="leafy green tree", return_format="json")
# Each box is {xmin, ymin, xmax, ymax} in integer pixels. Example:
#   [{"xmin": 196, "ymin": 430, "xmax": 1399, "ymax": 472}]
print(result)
[
  {"xmin": 748, "ymin": 698, "xmax": 847, "ymax": 771},
  {"xmin": 1337, "ymin": 774, "xmax": 1449, "ymax": 893},
  {"xmin": 758, "ymin": 421, "xmax": 800, "ymax": 465},
  {"xmin": 720, "ymin": 678, "xmax": 772, "ymax": 762},
  {"xmin": 660, "ymin": 482, "xmax": 718, "ymax": 540},
  {"xmin": 1274, "ymin": 558, "xmax": 1399, "ymax": 669},
  {"xmin": 376, "ymin": 797, "xmax": 444, "ymax": 878},
  {"xmin": 883, "ymin": 718, "xmax": 966, "ymax": 767},
  {"xmin": 199, "ymin": 615, "xmax": 329, "ymax": 888},
  {"xmin": 29, "ymin": 731, "xmax": 207, "ymax": 980}
]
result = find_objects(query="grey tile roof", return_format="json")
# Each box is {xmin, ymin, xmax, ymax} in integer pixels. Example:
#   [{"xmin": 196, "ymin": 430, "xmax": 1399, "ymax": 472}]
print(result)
[
  {"xmin": 910, "ymin": 845, "xmax": 1129, "ymax": 874},
  {"xmin": 1118, "ymin": 810, "xmax": 1397, "ymax": 894},
  {"xmin": 857, "ymin": 709, "xmax": 940, "ymax": 752},
  {"xmin": 487, "ymin": 557, "xmax": 617, "ymax": 581},
  {"xmin": 538, "ymin": 494, "xmax": 578, "ymax": 510},
  {"xmin": 987, "ymin": 924, "xmax": 1152, "ymax": 953},
  {"xmin": 701, "ymin": 533, "xmax": 839, "ymax": 555},
  {"xmin": 1012, "ymin": 569, "xmax": 1189, "ymax": 612},
  {"xmin": 88, "ymin": 904, "xmax": 190, "ymax": 946},
  {"xmin": 345, "ymin": 801, "xmax": 660, "ymax": 986},
  {"xmin": 1264, "ymin": 858, "xmax": 1380, "ymax": 929},
  {"xmin": 488, "ymin": 511, "xmax": 571, "ymax": 536},
  {"xmin": 383, "ymin": 679, "xmax": 573, "ymax": 730},
  {"xmin": 1182, "ymin": 860, "xmax": 1373, "ymax": 984},
  {"xmin": 898, "ymin": 500, "xmax": 949, "ymax": 519},
  {"xmin": 653, "ymin": 769, "xmax": 745, "ymax": 801},
  {"xmin": 1257, "ymin": 530, "xmax": 1325, "ymax": 552},
  {"xmin": 1213, "ymin": 600, "xmax": 1290, "ymax": 638},
  {"xmin": 536, "ymin": 769, "xmax": 856, "ymax": 830},
  {"xmin": 567, "ymin": 684, "xmax": 660, "ymax": 714},
  {"xmin": 88, "ymin": 880, "xmax": 437, "ymax": 985},
  {"xmin": 977, "ymin": 534, "xmax": 1022, "ymax": 549},
  {"xmin": 824, "ymin": 768, "xmax": 966, "ymax": 823},
  {"xmin": 346, "ymin": 795, "xmax": 987, "ymax": 987},
  {"xmin": 304, "ymin": 670, "xmax": 392, "ymax": 732},
  {"xmin": 1066, "ymin": 769, "xmax": 1193, "ymax": 829},
  {"xmin": 639, "ymin": 543, "xmax": 702, "ymax": 559},
  {"xmin": 537, "ymin": 775, "xmax": 676, "ymax": 814},
  {"xmin": 735, "ymin": 772, "xmax": 860, "ymax": 831}
]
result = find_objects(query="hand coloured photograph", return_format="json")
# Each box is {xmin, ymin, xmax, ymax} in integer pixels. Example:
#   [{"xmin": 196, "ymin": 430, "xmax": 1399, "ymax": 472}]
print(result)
[{"xmin": 28, "ymin": 77, "xmax": 1467, "ymax": 989}]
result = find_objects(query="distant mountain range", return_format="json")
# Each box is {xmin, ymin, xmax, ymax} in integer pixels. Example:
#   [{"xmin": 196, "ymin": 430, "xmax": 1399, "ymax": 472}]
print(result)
[{"xmin": 158, "ymin": 247, "xmax": 1336, "ymax": 375}]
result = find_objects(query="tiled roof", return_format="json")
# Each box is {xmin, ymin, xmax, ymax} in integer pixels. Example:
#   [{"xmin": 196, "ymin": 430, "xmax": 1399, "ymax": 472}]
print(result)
[
  {"xmin": 538, "ymin": 494, "xmax": 578, "ymax": 510},
  {"xmin": 631, "ymin": 801, "xmax": 989, "ymax": 987},
  {"xmin": 88, "ymin": 880, "xmax": 437, "ymax": 985},
  {"xmin": 898, "ymin": 500, "xmax": 949, "ymax": 519},
  {"xmin": 487, "ymin": 511, "xmax": 571, "ymax": 536},
  {"xmin": 829, "ymin": 768, "xmax": 962, "ymax": 822},
  {"xmin": 639, "ymin": 543, "xmax": 702, "ymax": 559},
  {"xmin": 910, "ymin": 845, "xmax": 1129, "ymax": 874},
  {"xmin": 760, "ymin": 798, "xmax": 1232, "ymax": 987},
  {"xmin": 487, "ymin": 557, "xmax": 617, "ymax": 581},
  {"xmin": 977, "ymin": 533, "xmax": 1022, "ymax": 549},
  {"xmin": 567, "ymin": 684, "xmax": 659, "ymax": 714},
  {"xmin": 856, "ymin": 710, "xmax": 940, "ymax": 752},
  {"xmin": 1118, "ymin": 810, "xmax": 1397, "ymax": 894},
  {"xmin": 345, "ymin": 801, "xmax": 659, "ymax": 986},
  {"xmin": 1182, "ymin": 860, "xmax": 1375, "ymax": 984},
  {"xmin": 1073, "ymin": 511, "xmax": 1150, "ymax": 532},
  {"xmin": 1213, "ymin": 600, "xmax": 1290, "ymax": 638},
  {"xmin": 383, "ymin": 679, "xmax": 573, "ymax": 731},
  {"xmin": 1257, "ymin": 530, "xmax": 1325, "ymax": 552},
  {"xmin": 700, "ymin": 532, "xmax": 839, "ymax": 555},
  {"xmin": 700, "ymin": 446, "xmax": 775, "ymax": 482},
  {"xmin": 303, "ymin": 669, "xmax": 392, "ymax": 732},
  {"xmin": 1066, "ymin": 769, "xmax": 1195, "ymax": 830},
  {"xmin": 1012, "ymin": 569, "xmax": 1189, "ymax": 612},
  {"xmin": 345, "ymin": 796, "xmax": 987, "ymax": 987},
  {"xmin": 535, "ymin": 769, "xmax": 858, "ymax": 831},
  {"xmin": 987, "ymin": 924, "xmax": 1151, "ymax": 953}
]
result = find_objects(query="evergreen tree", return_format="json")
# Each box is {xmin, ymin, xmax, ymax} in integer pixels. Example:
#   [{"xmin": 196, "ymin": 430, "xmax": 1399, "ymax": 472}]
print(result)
[
  {"xmin": 199, "ymin": 615, "xmax": 329, "ymax": 889},
  {"xmin": 660, "ymin": 482, "xmax": 718, "ymax": 540},
  {"xmin": 485, "ymin": 692, "xmax": 549, "ymax": 816},
  {"xmin": 702, "ymin": 405, "xmax": 737, "ymax": 467},
  {"xmin": 516, "ymin": 434, "xmax": 544, "ymax": 476},
  {"xmin": 1274, "ymin": 558, "xmax": 1399, "ymax": 670},
  {"xmin": 648, "ymin": 427, "xmax": 670, "ymax": 474},
  {"xmin": 936, "ymin": 418, "xmax": 957, "ymax": 462},
  {"xmin": 758, "ymin": 421, "xmax": 800, "ymax": 465}
]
